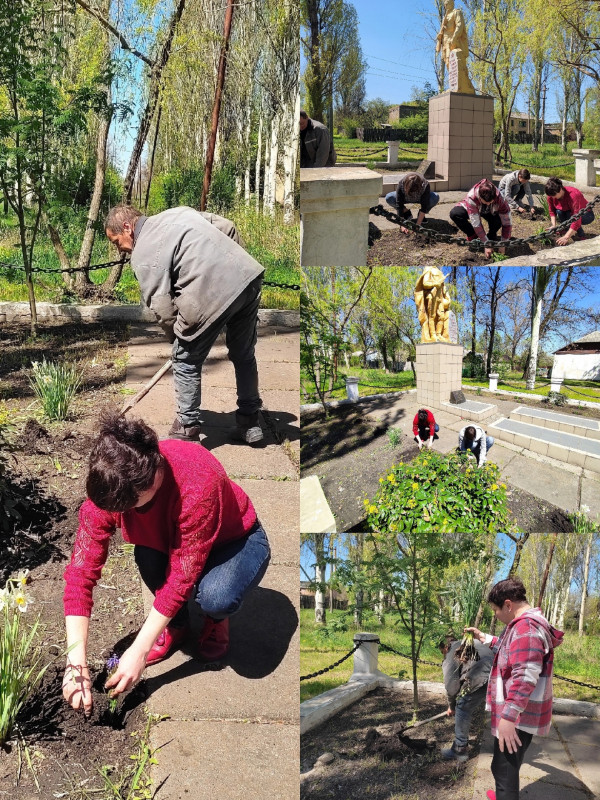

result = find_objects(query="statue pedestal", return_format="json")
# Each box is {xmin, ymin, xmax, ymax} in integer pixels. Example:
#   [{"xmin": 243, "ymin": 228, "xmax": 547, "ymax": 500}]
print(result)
[
  {"xmin": 416, "ymin": 342, "xmax": 464, "ymax": 409},
  {"xmin": 300, "ymin": 167, "xmax": 382, "ymax": 266},
  {"xmin": 427, "ymin": 93, "xmax": 494, "ymax": 191}
]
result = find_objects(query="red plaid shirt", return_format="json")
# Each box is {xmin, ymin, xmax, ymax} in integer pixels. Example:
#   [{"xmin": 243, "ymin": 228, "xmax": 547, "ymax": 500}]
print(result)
[{"xmin": 485, "ymin": 608, "xmax": 563, "ymax": 737}]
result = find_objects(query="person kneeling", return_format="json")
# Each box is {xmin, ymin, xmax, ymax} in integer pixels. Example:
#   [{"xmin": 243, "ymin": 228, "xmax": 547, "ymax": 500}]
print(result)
[
  {"xmin": 545, "ymin": 177, "xmax": 594, "ymax": 245},
  {"xmin": 385, "ymin": 172, "xmax": 440, "ymax": 234},
  {"xmin": 458, "ymin": 424, "xmax": 494, "ymax": 467},
  {"xmin": 413, "ymin": 408, "xmax": 439, "ymax": 450},
  {"xmin": 62, "ymin": 412, "xmax": 270, "ymax": 716},
  {"xmin": 449, "ymin": 179, "xmax": 512, "ymax": 259}
]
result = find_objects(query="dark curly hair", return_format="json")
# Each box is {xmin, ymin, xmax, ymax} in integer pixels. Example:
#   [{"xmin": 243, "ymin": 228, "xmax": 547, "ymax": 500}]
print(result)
[
  {"xmin": 86, "ymin": 410, "xmax": 162, "ymax": 511},
  {"xmin": 488, "ymin": 577, "xmax": 528, "ymax": 608},
  {"xmin": 545, "ymin": 177, "xmax": 563, "ymax": 197}
]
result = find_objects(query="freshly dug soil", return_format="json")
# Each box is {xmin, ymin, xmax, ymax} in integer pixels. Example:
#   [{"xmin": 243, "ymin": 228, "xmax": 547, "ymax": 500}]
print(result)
[
  {"xmin": 368, "ymin": 210, "xmax": 600, "ymax": 267},
  {"xmin": 300, "ymin": 403, "xmax": 574, "ymax": 533},
  {"xmin": 301, "ymin": 688, "xmax": 485, "ymax": 800},
  {"xmin": 0, "ymin": 322, "xmax": 150, "ymax": 798}
]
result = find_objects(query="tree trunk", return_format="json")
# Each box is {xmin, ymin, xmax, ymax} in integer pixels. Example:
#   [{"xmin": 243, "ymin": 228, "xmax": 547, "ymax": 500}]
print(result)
[
  {"xmin": 263, "ymin": 114, "xmax": 279, "ymax": 216},
  {"xmin": 537, "ymin": 534, "xmax": 557, "ymax": 608},
  {"xmin": 578, "ymin": 532, "xmax": 592, "ymax": 636},
  {"xmin": 283, "ymin": 92, "xmax": 299, "ymax": 225},
  {"xmin": 200, "ymin": 0, "xmax": 234, "ymax": 211},
  {"xmin": 314, "ymin": 533, "xmax": 326, "ymax": 625},
  {"xmin": 144, "ymin": 104, "xmax": 162, "ymax": 211},
  {"xmin": 123, "ymin": 0, "xmax": 186, "ymax": 203},
  {"xmin": 255, "ymin": 113, "xmax": 263, "ymax": 212},
  {"xmin": 526, "ymin": 272, "xmax": 543, "ymax": 390},
  {"xmin": 46, "ymin": 221, "xmax": 73, "ymax": 291}
]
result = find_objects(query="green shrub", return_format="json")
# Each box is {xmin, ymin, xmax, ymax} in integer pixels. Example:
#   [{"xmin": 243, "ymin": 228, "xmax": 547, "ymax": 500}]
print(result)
[
  {"xmin": 387, "ymin": 427, "xmax": 402, "ymax": 448},
  {"xmin": 0, "ymin": 572, "xmax": 49, "ymax": 746},
  {"xmin": 160, "ymin": 164, "xmax": 237, "ymax": 214},
  {"xmin": 543, "ymin": 390, "xmax": 568, "ymax": 406},
  {"xmin": 364, "ymin": 450, "xmax": 513, "ymax": 533},
  {"xmin": 30, "ymin": 359, "xmax": 83, "ymax": 420}
]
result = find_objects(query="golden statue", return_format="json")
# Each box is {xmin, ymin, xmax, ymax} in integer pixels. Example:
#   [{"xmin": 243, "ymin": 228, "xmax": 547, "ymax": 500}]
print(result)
[
  {"xmin": 414, "ymin": 267, "xmax": 451, "ymax": 343},
  {"xmin": 436, "ymin": 0, "xmax": 475, "ymax": 94}
]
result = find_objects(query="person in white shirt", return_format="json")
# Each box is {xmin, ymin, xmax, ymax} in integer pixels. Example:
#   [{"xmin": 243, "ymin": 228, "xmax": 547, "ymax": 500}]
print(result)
[{"xmin": 458, "ymin": 424, "xmax": 494, "ymax": 467}]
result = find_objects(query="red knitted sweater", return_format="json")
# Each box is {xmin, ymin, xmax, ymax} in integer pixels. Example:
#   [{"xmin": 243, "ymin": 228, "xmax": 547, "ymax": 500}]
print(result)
[{"xmin": 63, "ymin": 440, "xmax": 257, "ymax": 619}]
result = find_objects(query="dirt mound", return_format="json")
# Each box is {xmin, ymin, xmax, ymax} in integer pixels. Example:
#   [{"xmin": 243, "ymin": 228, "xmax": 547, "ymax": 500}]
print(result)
[{"xmin": 364, "ymin": 725, "xmax": 435, "ymax": 761}]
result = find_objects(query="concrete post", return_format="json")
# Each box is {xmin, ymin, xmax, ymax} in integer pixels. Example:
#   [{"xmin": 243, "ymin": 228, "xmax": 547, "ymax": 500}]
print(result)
[
  {"xmin": 300, "ymin": 167, "xmax": 383, "ymax": 266},
  {"xmin": 345, "ymin": 376, "xmax": 359, "ymax": 402},
  {"xmin": 572, "ymin": 150, "xmax": 600, "ymax": 187},
  {"xmin": 387, "ymin": 140, "xmax": 399, "ymax": 165},
  {"xmin": 550, "ymin": 376, "xmax": 564, "ymax": 394},
  {"xmin": 488, "ymin": 373, "xmax": 499, "ymax": 391},
  {"xmin": 350, "ymin": 633, "xmax": 380, "ymax": 679}
]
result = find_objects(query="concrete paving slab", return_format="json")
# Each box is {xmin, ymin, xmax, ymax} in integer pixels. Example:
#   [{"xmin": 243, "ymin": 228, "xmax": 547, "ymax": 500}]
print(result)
[
  {"xmin": 500, "ymin": 452, "xmax": 581, "ymax": 511},
  {"xmin": 580, "ymin": 477, "xmax": 600, "ymax": 521},
  {"xmin": 300, "ymin": 475, "xmax": 336, "ymax": 533},
  {"xmin": 491, "ymin": 418, "xmax": 600, "ymax": 457},
  {"xmin": 236, "ymin": 479, "xmax": 299, "ymax": 562},
  {"xmin": 151, "ymin": 719, "xmax": 299, "ymax": 800},
  {"xmin": 144, "ymin": 565, "xmax": 298, "ymax": 723}
]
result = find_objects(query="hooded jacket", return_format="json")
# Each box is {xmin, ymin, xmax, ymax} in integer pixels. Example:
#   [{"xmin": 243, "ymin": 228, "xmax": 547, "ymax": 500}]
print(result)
[
  {"xmin": 484, "ymin": 608, "xmax": 564, "ymax": 737},
  {"xmin": 443, "ymin": 639, "xmax": 494, "ymax": 709},
  {"xmin": 131, "ymin": 207, "xmax": 264, "ymax": 342},
  {"xmin": 300, "ymin": 119, "xmax": 337, "ymax": 167},
  {"xmin": 457, "ymin": 179, "xmax": 512, "ymax": 243}
]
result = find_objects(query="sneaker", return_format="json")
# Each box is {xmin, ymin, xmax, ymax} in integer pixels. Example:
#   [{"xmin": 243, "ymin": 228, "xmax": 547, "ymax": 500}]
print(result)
[
  {"xmin": 197, "ymin": 617, "xmax": 229, "ymax": 662},
  {"xmin": 146, "ymin": 625, "xmax": 189, "ymax": 666},
  {"xmin": 168, "ymin": 417, "xmax": 202, "ymax": 441},
  {"xmin": 234, "ymin": 412, "xmax": 264, "ymax": 445},
  {"xmin": 486, "ymin": 792, "xmax": 496, "ymax": 800},
  {"xmin": 441, "ymin": 742, "xmax": 469, "ymax": 762}
]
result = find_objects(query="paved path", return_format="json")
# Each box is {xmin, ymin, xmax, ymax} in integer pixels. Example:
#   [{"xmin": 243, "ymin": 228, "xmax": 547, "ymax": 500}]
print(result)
[
  {"xmin": 472, "ymin": 714, "xmax": 599, "ymax": 799},
  {"xmin": 363, "ymin": 391, "xmax": 600, "ymax": 520},
  {"xmin": 123, "ymin": 320, "xmax": 300, "ymax": 799}
]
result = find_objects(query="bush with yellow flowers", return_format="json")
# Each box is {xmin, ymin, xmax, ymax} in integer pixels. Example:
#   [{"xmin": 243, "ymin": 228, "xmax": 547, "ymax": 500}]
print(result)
[{"xmin": 364, "ymin": 450, "xmax": 512, "ymax": 532}]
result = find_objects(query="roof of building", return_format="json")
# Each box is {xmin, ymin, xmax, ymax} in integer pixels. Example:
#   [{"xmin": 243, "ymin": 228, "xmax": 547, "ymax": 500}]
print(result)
[{"xmin": 554, "ymin": 330, "xmax": 600, "ymax": 354}]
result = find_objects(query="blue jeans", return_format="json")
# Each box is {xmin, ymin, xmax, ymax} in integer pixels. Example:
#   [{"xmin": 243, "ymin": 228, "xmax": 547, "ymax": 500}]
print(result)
[
  {"xmin": 461, "ymin": 436, "xmax": 494, "ymax": 461},
  {"xmin": 556, "ymin": 208, "xmax": 594, "ymax": 236},
  {"xmin": 172, "ymin": 275, "xmax": 263, "ymax": 426},
  {"xmin": 454, "ymin": 686, "xmax": 486, "ymax": 747},
  {"xmin": 134, "ymin": 522, "xmax": 271, "ymax": 626},
  {"xmin": 384, "ymin": 190, "xmax": 440, "ymax": 216}
]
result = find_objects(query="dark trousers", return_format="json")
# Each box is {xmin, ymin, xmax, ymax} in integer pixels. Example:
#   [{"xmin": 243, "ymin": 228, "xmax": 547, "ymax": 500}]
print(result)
[
  {"xmin": 491, "ymin": 730, "xmax": 533, "ymax": 800},
  {"xmin": 416, "ymin": 423, "xmax": 439, "ymax": 442},
  {"xmin": 450, "ymin": 205, "xmax": 502, "ymax": 240},
  {"xmin": 556, "ymin": 208, "xmax": 595, "ymax": 235},
  {"xmin": 134, "ymin": 522, "xmax": 270, "ymax": 627},
  {"xmin": 172, "ymin": 275, "xmax": 263, "ymax": 426},
  {"xmin": 510, "ymin": 184, "xmax": 526, "ymax": 205}
]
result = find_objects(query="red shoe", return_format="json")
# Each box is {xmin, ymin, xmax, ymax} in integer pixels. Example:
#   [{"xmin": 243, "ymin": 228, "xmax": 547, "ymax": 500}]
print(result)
[
  {"xmin": 146, "ymin": 625, "xmax": 189, "ymax": 666},
  {"xmin": 197, "ymin": 617, "xmax": 229, "ymax": 661},
  {"xmin": 486, "ymin": 791, "xmax": 496, "ymax": 800}
]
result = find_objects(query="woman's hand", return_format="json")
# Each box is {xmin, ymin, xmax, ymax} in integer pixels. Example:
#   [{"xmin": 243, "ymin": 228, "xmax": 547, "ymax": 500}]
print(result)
[
  {"xmin": 497, "ymin": 718, "xmax": 522, "ymax": 754},
  {"xmin": 63, "ymin": 662, "xmax": 92, "ymax": 716},
  {"xmin": 464, "ymin": 626, "xmax": 486, "ymax": 643},
  {"xmin": 104, "ymin": 645, "xmax": 147, "ymax": 698}
]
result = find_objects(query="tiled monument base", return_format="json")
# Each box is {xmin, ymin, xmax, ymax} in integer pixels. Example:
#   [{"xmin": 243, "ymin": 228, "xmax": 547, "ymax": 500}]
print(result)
[
  {"xmin": 416, "ymin": 342, "xmax": 464, "ymax": 409},
  {"xmin": 427, "ymin": 92, "xmax": 494, "ymax": 191}
]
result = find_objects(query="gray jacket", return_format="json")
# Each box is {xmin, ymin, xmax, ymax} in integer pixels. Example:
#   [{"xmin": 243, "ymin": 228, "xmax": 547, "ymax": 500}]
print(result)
[
  {"xmin": 498, "ymin": 170, "xmax": 535, "ymax": 211},
  {"xmin": 302, "ymin": 119, "xmax": 337, "ymax": 167},
  {"xmin": 131, "ymin": 207, "xmax": 264, "ymax": 342},
  {"xmin": 442, "ymin": 640, "xmax": 493, "ymax": 709}
]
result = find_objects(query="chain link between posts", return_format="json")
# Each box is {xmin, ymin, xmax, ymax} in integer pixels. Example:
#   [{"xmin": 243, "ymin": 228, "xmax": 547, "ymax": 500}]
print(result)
[
  {"xmin": 300, "ymin": 641, "xmax": 363, "ymax": 681},
  {"xmin": 370, "ymin": 193, "xmax": 600, "ymax": 250}
]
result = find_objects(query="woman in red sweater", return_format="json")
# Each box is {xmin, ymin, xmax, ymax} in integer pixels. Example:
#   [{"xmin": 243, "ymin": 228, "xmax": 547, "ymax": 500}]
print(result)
[
  {"xmin": 412, "ymin": 408, "xmax": 439, "ymax": 450},
  {"xmin": 545, "ymin": 176, "xmax": 594, "ymax": 245},
  {"xmin": 62, "ymin": 412, "xmax": 269, "ymax": 715}
]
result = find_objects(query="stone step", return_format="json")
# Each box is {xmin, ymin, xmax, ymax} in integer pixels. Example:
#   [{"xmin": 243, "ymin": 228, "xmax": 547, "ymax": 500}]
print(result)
[
  {"xmin": 300, "ymin": 475, "xmax": 336, "ymax": 533},
  {"xmin": 381, "ymin": 173, "xmax": 449, "ymax": 195},
  {"xmin": 489, "ymin": 417, "xmax": 600, "ymax": 473},
  {"xmin": 440, "ymin": 399, "xmax": 498, "ymax": 421},
  {"xmin": 509, "ymin": 405, "xmax": 600, "ymax": 440}
]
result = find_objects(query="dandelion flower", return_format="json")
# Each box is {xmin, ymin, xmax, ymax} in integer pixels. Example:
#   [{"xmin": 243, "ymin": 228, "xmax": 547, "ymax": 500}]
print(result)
[
  {"xmin": 412, "ymin": 482, "xmax": 419, "ymax": 490},
  {"xmin": 491, "ymin": 484, "xmax": 498, "ymax": 491},
  {"xmin": 368, "ymin": 505, "xmax": 377, "ymax": 514},
  {"xmin": 501, "ymin": 483, "xmax": 507, "ymax": 490}
]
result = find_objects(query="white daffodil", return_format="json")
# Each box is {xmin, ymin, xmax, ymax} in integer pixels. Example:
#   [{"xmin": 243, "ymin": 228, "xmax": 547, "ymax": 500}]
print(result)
[
  {"xmin": 0, "ymin": 587, "xmax": 10, "ymax": 612},
  {"xmin": 11, "ymin": 589, "xmax": 32, "ymax": 613},
  {"xmin": 15, "ymin": 569, "xmax": 30, "ymax": 587},
  {"xmin": 581, "ymin": 505, "xmax": 590, "ymax": 515}
]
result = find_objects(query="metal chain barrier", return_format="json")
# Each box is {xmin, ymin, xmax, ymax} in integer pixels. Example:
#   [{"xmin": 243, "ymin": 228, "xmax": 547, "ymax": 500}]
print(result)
[
  {"xmin": 494, "ymin": 151, "xmax": 575, "ymax": 169},
  {"xmin": 379, "ymin": 641, "xmax": 442, "ymax": 668},
  {"xmin": 262, "ymin": 280, "xmax": 300, "ymax": 291},
  {"xmin": 554, "ymin": 673, "xmax": 600, "ymax": 692},
  {"xmin": 300, "ymin": 641, "xmax": 363, "ymax": 681},
  {"xmin": 370, "ymin": 194, "xmax": 600, "ymax": 251}
]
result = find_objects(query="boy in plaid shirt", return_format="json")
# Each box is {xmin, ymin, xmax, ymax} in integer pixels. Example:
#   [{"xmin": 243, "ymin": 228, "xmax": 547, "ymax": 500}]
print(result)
[{"xmin": 466, "ymin": 578, "xmax": 563, "ymax": 800}]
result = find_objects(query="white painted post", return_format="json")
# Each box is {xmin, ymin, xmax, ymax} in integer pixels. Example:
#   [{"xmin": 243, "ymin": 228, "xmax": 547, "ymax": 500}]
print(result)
[
  {"xmin": 387, "ymin": 140, "xmax": 399, "ymax": 165},
  {"xmin": 572, "ymin": 150, "xmax": 600, "ymax": 187},
  {"xmin": 346, "ymin": 376, "xmax": 360, "ymax": 402},
  {"xmin": 550, "ymin": 376, "xmax": 564, "ymax": 394},
  {"xmin": 350, "ymin": 633, "xmax": 380, "ymax": 678},
  {"xmin": 488, "ymin": 373, "xmax": 499, "ymax": 391}
]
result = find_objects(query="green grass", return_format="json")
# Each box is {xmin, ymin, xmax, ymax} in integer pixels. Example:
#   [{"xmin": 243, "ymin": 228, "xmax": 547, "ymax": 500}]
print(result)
[
  {"xmin": 0, "ymin": 205, "xmax": 299, "ymax": 310},
  {"xmin": 300, "ymin": 609, "xmax": 600, "ymax": 704},
  {"xmin": 302, "ymin": 366, "xmax": 415, "ymax": 404},
  {"xmin": 334, "ymin": 135, "xmax": 600, "ymax": 184},
  {"xmin": 462, "ymin": 375, "xmax": 600, "ymax": 404}
]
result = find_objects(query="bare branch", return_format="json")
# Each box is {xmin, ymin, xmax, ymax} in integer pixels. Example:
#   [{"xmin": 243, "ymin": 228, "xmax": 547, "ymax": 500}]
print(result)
[{"xmin": 75, "ymin": 0, "xmax": 154, "ymax": 67}]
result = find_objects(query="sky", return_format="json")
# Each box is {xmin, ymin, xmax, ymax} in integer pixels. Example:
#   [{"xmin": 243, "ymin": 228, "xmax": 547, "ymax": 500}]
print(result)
[{"xmin": 349, "ymin": 0, "xmax": 564, "ymax": 122}]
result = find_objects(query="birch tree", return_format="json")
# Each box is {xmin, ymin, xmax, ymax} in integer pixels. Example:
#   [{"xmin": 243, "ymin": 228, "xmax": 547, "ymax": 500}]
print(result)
[{"xmin": 526, "ymin": 266, "xmax": 558, "ymax": 390}]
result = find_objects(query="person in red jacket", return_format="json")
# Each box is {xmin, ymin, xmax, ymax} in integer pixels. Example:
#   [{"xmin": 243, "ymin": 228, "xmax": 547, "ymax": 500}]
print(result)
[
  {"xmin": 545, "ymin": 177, "xmax": 595, "ymax": 245},
  {"xmin": 62, "ymin": 412, "xmax": 270, "ymax": 716},
  {"xmin": 466, "ymin": 578, "xmax": 563, "ymax": 800},
  {"xmin": 412, "ymin": 408, "xmax": 439, "ymax": 450}
]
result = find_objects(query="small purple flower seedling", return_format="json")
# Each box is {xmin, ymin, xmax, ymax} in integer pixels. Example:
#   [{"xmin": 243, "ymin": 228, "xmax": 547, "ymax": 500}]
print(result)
[{"xmin": 105, "ymin": 654, "xmax": 120, "ymax": 713}]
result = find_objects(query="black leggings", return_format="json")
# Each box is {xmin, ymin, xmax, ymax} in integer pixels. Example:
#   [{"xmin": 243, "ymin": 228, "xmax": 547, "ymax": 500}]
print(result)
[
  {"xmin": 491, "ymin": 730, "xmax": 533, "ymax": 800},
  {"xmin": 450, "ymin": 205, "xmax": 502, "ymax": 240}
]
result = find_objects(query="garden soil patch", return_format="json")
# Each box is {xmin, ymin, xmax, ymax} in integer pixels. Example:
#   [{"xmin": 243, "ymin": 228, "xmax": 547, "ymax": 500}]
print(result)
[
  {"xmin": 0, "ymin": 322, "xmax": 152, "ymax": 799},
  {"xmin": 300, "ymin": 404, "xmax": 574, "ymax": 533},
  {"xmin": 301, "ymin": 688, "xmax": 484, "ymax": 800},
  {"xmin": 368, "ymin": 211, "xmax": 600, "ymax": 267}
]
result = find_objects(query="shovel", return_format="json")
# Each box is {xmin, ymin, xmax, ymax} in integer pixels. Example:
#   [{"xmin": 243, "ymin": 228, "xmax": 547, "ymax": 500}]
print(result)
[
  {"xmin": 121, "ymin": 359, "xmax": 173, "ymax": 414},
  {"xmin": 400, "ymin": 709, "xmax": 449, "ymax": 733}
]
